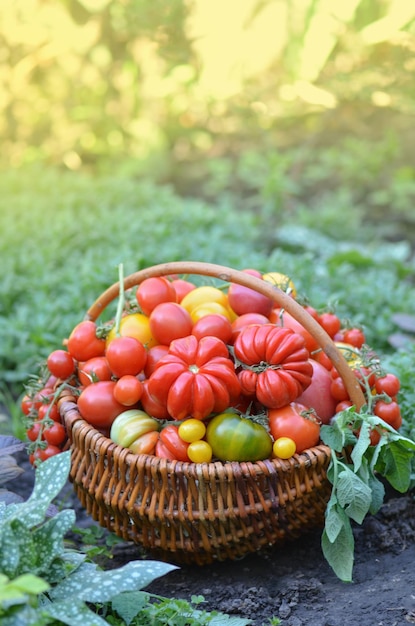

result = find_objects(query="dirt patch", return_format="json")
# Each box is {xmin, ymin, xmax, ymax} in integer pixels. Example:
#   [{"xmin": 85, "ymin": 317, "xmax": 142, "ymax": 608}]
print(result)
[{"xmin": 8, "ymin": 451, "xmax": 415, "ymax": 626}]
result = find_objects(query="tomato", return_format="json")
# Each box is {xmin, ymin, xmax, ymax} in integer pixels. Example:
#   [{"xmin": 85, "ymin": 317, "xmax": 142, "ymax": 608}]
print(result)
[
  {"xmin": 330, "ymin": 377, "xmax": 350, "ymax": 402},
  {"xmin": 78, "ymin": 356, "xmax": 112, "ymax": 386},
  {"xmin": 154, "ymin": 438, "xmax": 177, "ymax": 460},
  {"xmin": 192, "ymin": 314, "xmax": 233, "ymax": 344},
  {"xmin": 21, "ymin": 394, "xmax": 35, "ymax": 416},
  {"xmin": 230, "ymin": 312, "xmax": 270, "ymax": 343},
  {"xmin": 317, "ymin": 312, "xmax": 342, "ymax": 338},
  {"xmin": 30, "ymin": 444, "xmax": 61, "ymax": 465},
  {"xmin": 159, "ymin": 424, "xmax": 190, "ymax": 462},
  {"xmin": 206, "ymin": 412, "xmax": 273, "ymax": 462},
  {"xmin": 110, "ymin": 409, "xmax": 160, "ymax": 451},
  {"xmin": 335, "ymin": 400, "xmax": 353, "ymax": 413},
  {"xmin": 269, "ymin": 308, "xmax": 319, "ymax": 354},
  {"xmin": 43, "ymin": 422, "xmax": 67, "ymax": 447},
  {"xmin": 374, "ymin": 373, "xmax": 400, "ymax": 398},
  {"xmin": 268, "ymin": 402, "xmax": 321, "ymax": 453},
  {"xmin": 273, "ymin": 437, "xmax": 296, "ymax": 459},
  {"xmin": 178, "ymin": 418, "xmax": 207, "ymax": 443},
  {"xmin": 180, "ymin": 285, "xmax": 229, "ymax": 314},
  {"xmin": 37, "ymin": 402, "xmax": 60, "ymax": 423},
  {"xmin": 27, "ymin": 421, "xmax": 42, "ymax": 442},
  {"xmin": 190, "ymin": 301, "xmax": 233, "ymax": 323},
  {"xmin": 334, "ymin": 342, "xmax": 363, "ymax": 369},
  {"xmin": 170, "ymin": 278, "xmax": 196, "ymax": 303},
  {"xmin": 342, "ymin": 327, "xmax": 366, "ymax": 349},
  {"xmin": 149, "ymin": 302, "xmax": 193, "ymax": 345},
  {"xmin": 187, "ymin": 440, "xmax": 213, "ymax": 463},
  {"xmin": 106, "ymin": 336, "xmax": 147, "ymax": 377},
  {"xmin": 77, "ymin": 381, "xmax": 125, "ymax": 429},
  {"xmin": 140, "ymin": 380, "xmax": 171, "ymax": 419},
  {"xmin": 47, "ymin": 349, "xmax": 75, "ymax": 379},
  {"xmin": 67, "ymin": 320, "xmax": 106, "ymax": 362},
  {"xmin": 227, "ymin": 269, "xmax": 274, "ymax": 317},
  {"xmin": 262, "ymin": 272, "xmax": 297, "ymax": 297},
  {"xmin": 136, "ymin": 277, "xmax": 177, "ymax": 316},
  {"xmin": 313, "ymin": 350, "xmax": 333, "ymax": 371},
  {"xmin": 113, "ymin": 375, "xmax": 143, "ymax": 406},
  {"xmin": 144, "ymin": 344, "xmax": 170, "ymax": 378},
  {"xmin": 374, "ymin": 400, "xmax": 402, "ymax": 429},
  {"xmin": 234, "ymin": 324, "xmax": 312, "ymax": 409},
  {"xmin": 106, "ymin": 312, "xmax": 158, "ymax": 349},
  {"xmin": 147, "ymin": 335, "xmax": 241, "ymax": 421},
  {"xmin": 296, "ymin": 360, "xmax": 337, "ymax": 424}
]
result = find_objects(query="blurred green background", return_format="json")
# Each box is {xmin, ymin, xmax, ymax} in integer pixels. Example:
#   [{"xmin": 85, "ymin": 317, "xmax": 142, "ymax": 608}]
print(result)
[{"xmin": 1, "ymin": 0, "xmax": 415, "ymax": 420}]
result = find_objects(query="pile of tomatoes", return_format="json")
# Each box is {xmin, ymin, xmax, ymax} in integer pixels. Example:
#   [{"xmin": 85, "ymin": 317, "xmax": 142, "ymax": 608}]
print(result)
[{"xmin": 23, "ymin": 269, "xmax": 402, "ymax": 465}]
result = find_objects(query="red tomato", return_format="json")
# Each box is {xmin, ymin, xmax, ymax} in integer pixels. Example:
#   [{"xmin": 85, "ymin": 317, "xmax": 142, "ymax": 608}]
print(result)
[
  {"xmin": 155, "ymin": 438, "xmax": 179, "ymax": 460},
  {"xmin": 269, "ymin": 308, "xmax": 319, "ymax": 354},
  {"xmin": 296, "ymin": 360, "xmax": 337, "ymax": 424},
  {"xmin": 37, "ymin": 403, "xmax": 60, "ymax": 423},
  {"xmin": 47, "ymin": 350, "xmax": 75, "ymax": 379},
  {"xmin": 330, "ymin": 377, "xmax": 350, "ymax": 402},
  {"xmin": 147, "ymin": 335, "xmax": 241, "ymax": 420},
  {"xmin": 170, "ymin": 278, "xmax": 196, "ymax": 303},
  {"xmin": 78, "ymin": 356, "xmax": 112, "ymax": 386},
  {"xmin": 342, "ymin": 327, "xmax": 366, "ymax": 349},
  {"xmin": 230, "ymin": 312, "xmax": 270, "ymax": 343},
  {"xmin": 192, "ymin": 314, "xmax": 233, "ymax": 344},
  {"xmin": 27, "ymin": 421, "xmax": 42, "ymax": 442},
  {"xmin": 106, "ymin": 336, "xmax": 147, "ymax": 378},
  {"xmin": 67, "ymin": 321, "xmax": 106, "ymax": 362},
  {"xmin": 43, "ymin": 422, "xmax": 67, "ymax": 446},
  {"xmin": 317, "ymin": 312, "xmax": 342, "ymax": 338},
  {"xmin": 233, "ymin": 324, "xmax": 312, "ymax": 409},
  {"xmin": 159, "ymin": 424, "xmax": 190, "ymax": 462},
  {"xmin": 113, "ymin": 375, "xmax": 143, "ymax": 406},
  {"xmin": 144, "ymin": 344, "xmax": 170, "ymax": 378},
  {"xmin": 21, "ymin": 394, "xmax": 35, "ymax": 416},
  {"xmin": 30, "ymin": 444, "xmax": 61, "ymax": 465},
  {"xmin": 149, "ymin": 302, "xmax": 193, "ymax": 345},
  {"xmin": 77, "ymin": 381, "xmax": 125, "ymax": 429},
  {"xmin": 336, "ymin": 400, "xmax": 353, "ymax": 413},
  {"xmin": 374, "ymin": 373, "xmax": 400, "ymax": 398},
  {"xmin": 374, "ymin": 400, "xmax": 402, "ymax": 429},
  {"xmin": 140, "ymin": 380, "xmax": 171, "ymax": 419},
  {"xmin": 136, "ymin": 277, "xmax": 177, "ymax": 316},
  {"xmin": 313, "ymin": 350, "xmax": 333, "ymax": 371},
  {"xmin": 227, "ymin": 269, "xmax": 274, "ymax": 317},
  {"xmin": 268, "ymin": 402, "xmax": 321, "ymax": 453}
]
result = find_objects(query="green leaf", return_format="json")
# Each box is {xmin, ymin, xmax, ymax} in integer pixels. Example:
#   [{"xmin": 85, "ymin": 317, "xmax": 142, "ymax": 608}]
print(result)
[
  {"xmin": 368, "ymin": 473, "xmax": 385, "ymax": 515},
  {"xmin": 44, "ymin": 598, "xmax": 110, "ymax": 626},
  {"xmin": 351, "ymin": 420, "xmax": 371, "ymax": 471},
  {"xmin": 336, "ymin": 466, "xmax": 372, "ymax": 524},
  {"xmin": 375, "ymin": 440, "xmax": 414, "ymax": 492},
  {"xmin": 321, "ymin": 514, "xmax": 355, "ymax": 583},
  {"xmin": 50, "ymin": 560, "xmax": 178, "ymax": 603},
  {"xmin": 324, "ymin": 494, "xmax": 344, "ymax": 543},
  {"xmin": 111, "ymin": 590, "xmax": 149, "ymax": 625}
]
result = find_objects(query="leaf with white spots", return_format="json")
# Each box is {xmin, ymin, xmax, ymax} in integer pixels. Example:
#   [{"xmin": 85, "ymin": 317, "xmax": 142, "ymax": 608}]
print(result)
[
  {"xmin": 50, "ymin": 560, "xmax": 178, "ymax": 603},
  {"xmin": 31, "ymin": 510, "xmax": 76, "ymax": 575},
  {"xmin": 43, "ymin": 598, "xmax": 110, "ymax": 626}
]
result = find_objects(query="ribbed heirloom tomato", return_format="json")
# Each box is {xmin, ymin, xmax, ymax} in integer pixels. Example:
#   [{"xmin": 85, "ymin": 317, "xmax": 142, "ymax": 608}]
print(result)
[
  {"xmin": 147, "ymin": 334, "xmax": 241, "ymax": 420},
  {"xmin": 233, "ymin": 324, "xmax": 312, "ymax": 408}
]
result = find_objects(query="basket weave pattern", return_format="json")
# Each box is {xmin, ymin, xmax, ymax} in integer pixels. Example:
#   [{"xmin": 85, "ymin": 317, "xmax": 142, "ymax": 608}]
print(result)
[{"xmin": 60, "ymin": 262, "xmax": 365, "ymax": 565}]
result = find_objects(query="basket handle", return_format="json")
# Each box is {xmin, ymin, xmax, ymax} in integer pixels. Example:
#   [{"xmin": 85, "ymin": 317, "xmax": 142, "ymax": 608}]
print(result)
[{"xmin": 85, "ymin": 261, "xmax": 366, "ymax": 410}]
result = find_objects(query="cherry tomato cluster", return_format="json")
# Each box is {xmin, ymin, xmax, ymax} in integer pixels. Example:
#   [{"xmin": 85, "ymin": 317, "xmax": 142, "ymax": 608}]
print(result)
[{"xmin": 23, "ymin": 269, "xmax": 402, "ymax": 464}]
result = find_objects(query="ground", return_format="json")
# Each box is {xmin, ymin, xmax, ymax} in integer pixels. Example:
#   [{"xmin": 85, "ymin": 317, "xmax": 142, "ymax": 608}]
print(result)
[{"xmin": 9, "ymin": 451, "xmax": 415, "ymax": 626}]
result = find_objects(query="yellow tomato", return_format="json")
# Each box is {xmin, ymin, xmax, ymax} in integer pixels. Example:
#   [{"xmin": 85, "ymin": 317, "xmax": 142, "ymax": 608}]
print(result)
[
  {"xmin": 334, "ymin": 342, "xmax": 362, "ymax": 369},
  {"xmin": 190, "ymin": 301, "xmax": 233, "ymax": 323},
  {"xmin": 262, "ymin": 272, "xmax": 297, "ymax": 297},
  {"xmin": 272, "ymin": 437, "xmax": 296, "ymax": 459},
  {"xmin": 178, "ymin": 418, "xmax": 207, "ymax": 443},
  {"xmin": 180, "ymin": 286, "xmax": 229, "ymax": 314},
  {"xmin": 106, "ymin": 313, "xmax": 158, "ymax": 349},
  {"xmin": 187, "ymin": 440, "xmax": 213, "ymax": 463}
]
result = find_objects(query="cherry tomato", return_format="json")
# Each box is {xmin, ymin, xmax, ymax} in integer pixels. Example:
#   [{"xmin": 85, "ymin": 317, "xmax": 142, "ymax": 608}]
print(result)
[
  {"xmin": 47, "ymin": 349, "xmax": 75, "ymax": 379},
  {"xmin": 178, "ymin": 418, "xmax": 207, "ymax": 443},
  {"xmin": 37, "ymin": 402, "xmax": 60, "ymax": 423},
  {"xmin": 342, "ymin": 327, "xmax": 366, "ymax": 349},
  {"xmin": 30, "ymin": 444, "xmax": 61, "ymax": 465},
  {"xmin": 67, "ymin": 320, "xmax": 106, "ymax": 362},
  {"xmin": 187, "ymin": 440, "xmax": 213, "ymax": 463},
  {"xmin": 262, "ymin": 272, "xmax": 297, "ymax": 297},
  {"xmin": 374, "ymin": 400, "xmax": 402, "ymax": 429},
  {"xmin": 192, "ymin": 314, "xmax": 233, "ymax": 344},
  {"xmin": 78, "ymin": 356, "xmax": 112, "ymax": 387},
  {"xmin": 268, "ymin": 402, "xmax": 321, "ymax": 453},
  {"xmin": 77, "ymin": 381, "xmax": 125, "ymax": 429},
  {"xmin": 330, "ymin": 377, "xmax": 350, "ymax": 402},
  {"xmin": 136, "ymin": 277, "xmax": 177, "ymax": 316},
  {"xmin": 374, "ymin": 373, "xmax": 400, "ymax": 398},
  {"xmin": 27, "ymin": 421, "xmax": 42, "ymax": 442},
  {"xmin": 106, "ymin": 336, "xmax": 147, "ymax": 377},
  {"xmin": 113, "ymin": 375, "xmax": 143, "ymax": 406},
  {"xmin": 317, "ymin": 312, "xmax": 342, "ymax": 338},
  {"xmin": 273, "ymin": 437, "xmax": 296, "ymax": 459},
  {"xmin": 43, "ymin": 422, "xmax": 67, "ymax": 446},
  {"xmin": 106, "ymin": 312, "xmax": 158, "ymax": 349},
  {"xmin": 335, "ymin": 400, "xmax": 353, "ymax": 413},
  {"xmin": 149, "ymin": 302, "xmax": 193, "ymax": 345},
  {"xmin": 21, "ymin": 394, "xmax": 35, "ymax": 416}
]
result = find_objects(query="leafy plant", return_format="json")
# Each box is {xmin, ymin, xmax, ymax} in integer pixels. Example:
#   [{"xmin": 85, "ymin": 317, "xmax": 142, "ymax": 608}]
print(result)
[
  {"xmin": 320, "ymin": 406, "xmax": 415, "ymax": 582},
  {"xmin": 0, "ymin": 450, "xmax": 252, "ymax": 625}
]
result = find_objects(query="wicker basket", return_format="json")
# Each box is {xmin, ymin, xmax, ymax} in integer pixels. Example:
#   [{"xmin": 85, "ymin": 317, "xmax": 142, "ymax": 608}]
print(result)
[{"xmin": 58, "ymin": 262, "xmax": 366, "ymax": 565}]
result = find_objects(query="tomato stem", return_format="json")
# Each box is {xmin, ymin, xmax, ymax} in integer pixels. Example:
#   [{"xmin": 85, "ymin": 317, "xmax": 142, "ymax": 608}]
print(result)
[{"xmin": 114, "ymin": 263, "xmax": 125, "ymax": 338}]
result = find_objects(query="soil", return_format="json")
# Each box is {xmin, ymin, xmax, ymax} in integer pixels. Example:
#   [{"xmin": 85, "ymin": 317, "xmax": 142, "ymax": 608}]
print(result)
[{"xmin": 8, "ymin": 450, "xmax": 415, "ymax": 626}]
